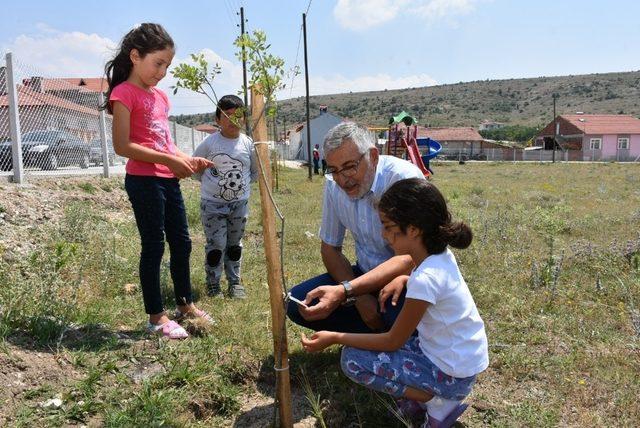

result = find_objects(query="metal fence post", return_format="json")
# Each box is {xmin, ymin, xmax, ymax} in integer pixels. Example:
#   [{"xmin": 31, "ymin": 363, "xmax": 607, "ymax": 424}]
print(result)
[
  {"xmin": 171, "ymin": 121, "xmax": 177, "ymax": 148},
  {"xmin": 191, "ymin": 127, "xmax": 195, "ymax": 152},
  {"xmin": 6, "ymin": 52, "xmax": 25, "ymax": 184},
  {"xmin": 98, "ymin": 93, "xmax": 110, "ymax": 178}
]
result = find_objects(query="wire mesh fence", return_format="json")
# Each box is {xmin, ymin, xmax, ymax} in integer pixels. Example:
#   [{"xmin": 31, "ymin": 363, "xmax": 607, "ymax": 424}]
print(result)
[{"xmin": 0, "ymin": 52, "xmax": 209, "ymax": 182}]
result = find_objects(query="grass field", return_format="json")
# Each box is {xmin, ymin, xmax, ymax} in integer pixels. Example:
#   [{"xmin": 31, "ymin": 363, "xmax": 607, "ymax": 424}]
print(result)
[{"xmin": 1, "ymin": 161, "xmax": 639, "ymax": 427}]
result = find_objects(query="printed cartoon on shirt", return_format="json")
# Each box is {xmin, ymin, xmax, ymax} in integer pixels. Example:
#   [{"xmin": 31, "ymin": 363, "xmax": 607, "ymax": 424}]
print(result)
[
  {"xmin": 143, "ymin": 98, "xmax": 175, "ymax": 154},
  {"xmin": 208, "ymin": 153, "xmax": 246, "ymax": 201}
]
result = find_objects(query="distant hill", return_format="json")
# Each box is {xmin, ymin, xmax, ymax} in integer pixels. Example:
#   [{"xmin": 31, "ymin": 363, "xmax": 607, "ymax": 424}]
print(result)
[{"xmin": 171, "ymin": 70, "xmax": 640, "ymax": 130}]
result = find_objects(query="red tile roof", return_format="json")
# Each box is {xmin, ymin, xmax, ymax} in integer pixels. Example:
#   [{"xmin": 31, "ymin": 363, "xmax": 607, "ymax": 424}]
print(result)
[
  {"xmin": 23, "ymin": 77, "xmax": 107, "ymax": 93},
  {"xmin": 417, "ymin": 126, "xmax": 484, "ymax": 142},
  {"xmin": 561, "ymin": 114, "xmax": 640, "ymax": 134},
  {"xmin": 538, "ymin": 114, "xmax": 640, "ymax": 136},
  {"xmin": 61, "ymin": 78, "xmax": 107, "ymax": 93},
  {"xmin": 0, "ymin": 85, "xmax": 99, "ymax": 116},
  {"xmin": 194, "ymin": 124, "xmax": 219, "ymax": 134}
]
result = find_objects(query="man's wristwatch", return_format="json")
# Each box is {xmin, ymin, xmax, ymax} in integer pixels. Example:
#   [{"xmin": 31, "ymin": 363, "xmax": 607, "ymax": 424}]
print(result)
[{"xmin": 340, "ymin": 280, "xmax": 357, "ymax": 307}]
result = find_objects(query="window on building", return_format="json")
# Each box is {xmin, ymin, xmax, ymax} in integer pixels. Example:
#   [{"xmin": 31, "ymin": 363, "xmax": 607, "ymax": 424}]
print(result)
[
  {"xmin": 618, "ymin": 137, "xmax": 629, "ymax": 150},
  {"xmin": 589, "ymin": 138, "xmax": 602, "ymax": 150}
]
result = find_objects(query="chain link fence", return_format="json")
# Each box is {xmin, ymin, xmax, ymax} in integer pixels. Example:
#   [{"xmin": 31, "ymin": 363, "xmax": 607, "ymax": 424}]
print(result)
[
  {"xmin": 434, "ymin": 147, "xmax": 624, "ymax": 162},
  {"xmin": 0, "ymin": 52, "xmax": 208, "ymax": 182}
]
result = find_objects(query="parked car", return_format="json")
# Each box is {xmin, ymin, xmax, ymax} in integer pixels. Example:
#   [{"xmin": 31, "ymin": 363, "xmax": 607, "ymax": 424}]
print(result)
[
  {"xmin": 0, "ymin": 130, "xmax": 90, "ymax": 170},
  {"xmin": 89, "ymin": 138, "xmax": 116, "ymax": 166},
  {"xmin": 0, "ymin": 139, "xmax": 12, "ymax": 171}
]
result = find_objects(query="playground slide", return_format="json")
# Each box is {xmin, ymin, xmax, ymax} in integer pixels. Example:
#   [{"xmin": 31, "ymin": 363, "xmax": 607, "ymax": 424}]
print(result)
[
  {"xmin": 416, "ymin": 137, "xmax": 442, "ymax": 161},
  {"xmin": 401, "ymin": 137, "xmax": 431, "ymax": 177}
]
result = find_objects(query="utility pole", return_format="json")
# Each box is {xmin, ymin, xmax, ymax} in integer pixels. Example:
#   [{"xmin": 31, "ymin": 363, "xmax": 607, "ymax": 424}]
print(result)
[
  {"xmin": 552, "ymin": 93, "xmax": 559, "ymax": 163},
  {"xmin": 239, "ymin": 7, "xmax": 250, "ymax": 135},
  {"xmin": 282, "ymin": 116, "xmax": 288, "ymax": 160},
  {"xmin": 303, "ymin": 13, "xmax": 312, "ymax": 180}
]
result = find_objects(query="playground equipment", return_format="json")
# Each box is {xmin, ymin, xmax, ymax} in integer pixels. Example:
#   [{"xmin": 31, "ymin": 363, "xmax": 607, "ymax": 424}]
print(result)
[{"xmin": 385, "ymin": 111, "xmax": 441, "ymax": 177}]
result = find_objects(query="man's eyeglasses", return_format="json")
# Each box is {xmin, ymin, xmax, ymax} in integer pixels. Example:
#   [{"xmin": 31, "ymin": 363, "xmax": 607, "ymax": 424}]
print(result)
[{"xmin": 325, "ymin": 153, "xmax": 366, "ymax": 178}]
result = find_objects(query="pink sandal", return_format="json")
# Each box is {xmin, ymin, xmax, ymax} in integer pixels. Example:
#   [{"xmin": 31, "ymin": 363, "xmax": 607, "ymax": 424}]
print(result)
[{"xmin": 147, "ymin": 320, "xmax": 189, "ymax": 339}]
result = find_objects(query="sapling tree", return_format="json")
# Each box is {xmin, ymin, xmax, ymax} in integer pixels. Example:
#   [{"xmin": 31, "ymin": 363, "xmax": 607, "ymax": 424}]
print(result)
[{"xmin": 171, "ymin": 29, "xmax": 290, "ymax": 131}]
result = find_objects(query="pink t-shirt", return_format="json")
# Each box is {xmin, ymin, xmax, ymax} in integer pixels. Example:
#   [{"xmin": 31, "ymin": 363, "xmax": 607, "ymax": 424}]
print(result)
[{"xmin": 110, "ymin": 81, "xmax": 177, "ymax": 177}]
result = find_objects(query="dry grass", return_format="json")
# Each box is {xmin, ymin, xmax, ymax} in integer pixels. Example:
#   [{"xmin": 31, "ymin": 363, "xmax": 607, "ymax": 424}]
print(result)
[{"xmin": 0, "ymin": 161, "xmax": 639, "ymax": 426}]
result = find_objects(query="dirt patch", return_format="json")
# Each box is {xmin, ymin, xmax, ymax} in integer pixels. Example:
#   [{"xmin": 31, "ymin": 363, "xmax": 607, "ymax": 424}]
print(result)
[
  {"xmin": 0, "ymin": 176, "xmax": 130, "ymax": 260},
  {"xmin": 230, "ymin": 389, "xmax": 317, "ymax": 428},
  {"xmin": 0, "ymin": 342, "xmax": 80, "ymax": 425}
]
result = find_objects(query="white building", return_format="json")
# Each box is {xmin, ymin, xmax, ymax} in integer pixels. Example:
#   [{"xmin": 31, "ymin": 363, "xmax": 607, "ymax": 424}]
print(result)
[{"xmin": 295, "ymin": 106, "xmax": 343, "ymax": 162}]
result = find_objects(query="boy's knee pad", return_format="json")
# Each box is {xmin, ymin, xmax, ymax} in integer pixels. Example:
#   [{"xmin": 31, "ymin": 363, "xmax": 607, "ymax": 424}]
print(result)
[
  {"xmin": 207, "ymin": 249, "xmax": 222, "ymax": 267},
  {"xmin": 227, "ymin": 245, "xmax": 242, "ymax": 261}
]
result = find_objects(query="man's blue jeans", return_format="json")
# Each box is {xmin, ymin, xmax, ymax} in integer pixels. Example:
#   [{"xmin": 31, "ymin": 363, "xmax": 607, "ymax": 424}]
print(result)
[{"xmin": 286, "ymin": 265, "xmax": 406, "ymax": 333}]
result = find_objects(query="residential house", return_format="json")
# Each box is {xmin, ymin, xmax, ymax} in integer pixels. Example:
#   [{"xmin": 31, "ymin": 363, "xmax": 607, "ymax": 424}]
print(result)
[
  {"xmin": 194, "ymin": 123, "xmax": 219, "ymax": 134},
  {"xmin": 296, "ymin": 106, "xmax": 343, "ymax": 162},
  {"xmin": 278, "ymin": 123, "xmax": 303, "ymax": 160},
  {"xmin": 479, "ymin": 120, "xmax": 504, "ymax": 131},
  {"xmin": 416, "ymin": 127, "xmax": 488, "ymax": 157},
  {"xmin": 535, "ymin": 114, "xmax": 640, "ymax": 161},
  {"xmin": 23, "ymin": 77, "xmax": 107, "ymax": 109},
  {"xmin": 0, "ymin": 84, "xmax": 100, "ymax": 142}
]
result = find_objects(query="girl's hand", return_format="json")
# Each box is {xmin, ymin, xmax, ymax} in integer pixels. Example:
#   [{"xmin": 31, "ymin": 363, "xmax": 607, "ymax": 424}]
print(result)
[
  {"xmin": 378, "ymin": 275, "xmax": 408, "ymax": 313},
  {"xmin": 167, "ymin": 156, "xmax": 195, "ymax": 179},
  {"xmin": 301, "ymin": 331, "xmax": 336, "ymax": 353},
  {"xmin": 189, "ymin": 157, "xmax": 214, "ymax": 173}
]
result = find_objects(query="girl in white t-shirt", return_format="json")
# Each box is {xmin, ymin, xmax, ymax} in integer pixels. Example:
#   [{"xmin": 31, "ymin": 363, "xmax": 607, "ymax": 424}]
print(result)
[{"xmin": 302, "ymin": 178, "xmax": 489, "ymax": 428}]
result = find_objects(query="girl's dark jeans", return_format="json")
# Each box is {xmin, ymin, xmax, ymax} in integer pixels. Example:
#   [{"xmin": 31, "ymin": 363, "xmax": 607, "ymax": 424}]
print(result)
[{"xmin": 125, "ymin": 174, "xmax": 193, "ymax": 315}]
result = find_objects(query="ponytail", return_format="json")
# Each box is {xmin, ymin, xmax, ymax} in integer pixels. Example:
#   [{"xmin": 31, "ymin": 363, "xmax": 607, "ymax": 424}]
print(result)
[
  {"xmin": 102, "ymin": 23, "xmax": 174, "ymax": 113},
  {"xmin": 438, "ymin": 221, "xmax": 473, "ymax": 250}
]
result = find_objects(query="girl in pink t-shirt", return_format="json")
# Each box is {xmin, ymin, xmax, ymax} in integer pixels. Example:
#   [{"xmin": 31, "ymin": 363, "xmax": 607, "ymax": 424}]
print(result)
[{"xmin": 104, "ymin": 23, "xmax": 213, "ymax": 339}]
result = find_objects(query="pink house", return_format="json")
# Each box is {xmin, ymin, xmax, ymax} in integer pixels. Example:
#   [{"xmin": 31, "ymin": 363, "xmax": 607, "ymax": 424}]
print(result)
[{"xmin": 536, "ymin": 114, "xmax": 640, "ymax": 161}]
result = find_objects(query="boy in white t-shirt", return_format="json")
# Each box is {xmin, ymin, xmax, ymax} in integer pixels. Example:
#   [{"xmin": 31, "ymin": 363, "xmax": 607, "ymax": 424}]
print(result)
[
  {"xmin": 301, "ymin": 178, "xmax": 488, "ymax": 427},
  {"xmin": 193, "ymin": 95, "xmax": 258, "ymax": 298}
]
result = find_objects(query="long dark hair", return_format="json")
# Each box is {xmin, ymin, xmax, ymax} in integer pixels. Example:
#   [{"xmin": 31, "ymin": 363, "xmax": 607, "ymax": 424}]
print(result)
[
  {"xmin": 102, "ymin": 23, "xmax": 174, "ymax": 113},
  {"xmin": 378, "ymin": 178, "xmax": 473, "ymax": 255}
]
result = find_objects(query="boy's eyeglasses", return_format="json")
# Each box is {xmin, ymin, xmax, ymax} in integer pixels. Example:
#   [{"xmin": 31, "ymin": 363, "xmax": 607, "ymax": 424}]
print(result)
[{"xmin": 325, "ymin": 153, "xmax": 366, "ymax": 178}]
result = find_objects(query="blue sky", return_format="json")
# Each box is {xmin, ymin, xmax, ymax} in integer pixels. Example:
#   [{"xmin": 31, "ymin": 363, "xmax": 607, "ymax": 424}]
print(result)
[{"xmin": 1, "ymin": 0, "xmax": 639, "ymax": 115}]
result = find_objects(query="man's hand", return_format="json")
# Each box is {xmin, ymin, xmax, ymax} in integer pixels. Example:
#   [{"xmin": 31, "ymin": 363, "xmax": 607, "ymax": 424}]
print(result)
[
  {"xmin": 301, "ymin": 331, "xmax": 337, "ymax": 353},
  {"xmin": 378, "ymin": 275, "xmax": 408, "ymax": 313},
  {"xmin": 298, "ymin": 285, "xmax": 345, "ymax": 321},
  {"xmin": 189, "ymin": 157, "xmax": 214, "ymax": 173}
]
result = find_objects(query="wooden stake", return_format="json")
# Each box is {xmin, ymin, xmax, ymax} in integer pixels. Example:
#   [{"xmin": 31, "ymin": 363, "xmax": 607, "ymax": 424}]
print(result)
[{"xmin": 251, "ymin": 85, "xmax": 293, "ymax": 428}]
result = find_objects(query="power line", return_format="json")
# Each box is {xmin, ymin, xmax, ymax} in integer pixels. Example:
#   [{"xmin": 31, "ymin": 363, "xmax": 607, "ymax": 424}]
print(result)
[
  {"xmin": 288, "ymin": 24, "xmax": 304, "ymax": 99},
  {"xmin": 222, "ymin": 0, "xmax": 240, "ymax": 28},
  {"xmin": 288, "ymin": 0, "xmax": 313, "ymax": 99}
]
